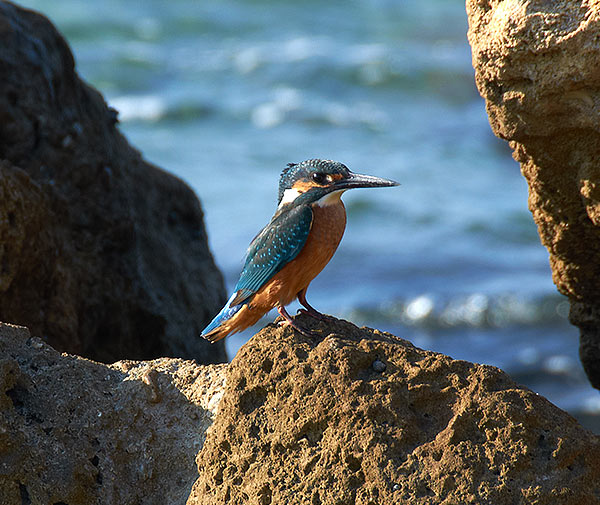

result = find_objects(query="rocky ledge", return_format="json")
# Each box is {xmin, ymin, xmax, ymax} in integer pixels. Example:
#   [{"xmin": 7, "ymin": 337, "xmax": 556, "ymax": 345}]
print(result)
[
  {"xmin": 0, "ymin": 322, "xmax": 226, "ymax": 505},
  {"xmin": 3, "ymin": 318, "xmax": 598, "ymax": 504},
  {"xmin": 189, "ymin": 315, "xmax": 600, "ymax": 505}
]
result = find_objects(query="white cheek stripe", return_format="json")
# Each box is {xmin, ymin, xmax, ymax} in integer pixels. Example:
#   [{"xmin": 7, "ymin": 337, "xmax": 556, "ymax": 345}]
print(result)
[{"xmin": 278, "ymin": 188, "xmax": 303, "ymax": 207}]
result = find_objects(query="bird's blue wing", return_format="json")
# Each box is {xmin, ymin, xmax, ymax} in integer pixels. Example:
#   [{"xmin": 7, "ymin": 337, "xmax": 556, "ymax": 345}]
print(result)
[{"xmin": 230, "ymin": 204, "xmax": 313, "ymax": 306}]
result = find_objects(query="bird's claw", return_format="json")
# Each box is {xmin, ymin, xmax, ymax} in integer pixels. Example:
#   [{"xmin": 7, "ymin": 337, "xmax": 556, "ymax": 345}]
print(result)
[
  {"xmin": 296, "ymin": 308, "xmax": 332, "ymax": 322},
  {"xmin": 277, "ymin": 315, "xmax": 319, "ymax": 337}
]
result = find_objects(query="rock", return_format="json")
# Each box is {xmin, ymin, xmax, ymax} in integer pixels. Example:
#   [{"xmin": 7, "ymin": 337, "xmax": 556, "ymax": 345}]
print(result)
[
  {"xmin": 0, "ymin": 322, "xmax": 226, "ymax": 505},
  {"xmin": 466, "ymin": 1, "xmax": 600, "ymax": 388},
  {"xmin": 4, "ymin": 314, "xmax": 598, "ymax": 504},
  {"xmin": 189, "ymin": 315, "xmax": 600, "ymax": 505},
  {"xmin": 0, "ymin": 1, "xmax": 226, "ymax": 363}
]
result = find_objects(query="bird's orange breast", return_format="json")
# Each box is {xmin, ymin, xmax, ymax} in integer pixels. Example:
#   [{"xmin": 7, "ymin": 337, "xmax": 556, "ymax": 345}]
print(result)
[{"xmin": 249, "ymin": 196, "xmax": 347, "ymax": 310}]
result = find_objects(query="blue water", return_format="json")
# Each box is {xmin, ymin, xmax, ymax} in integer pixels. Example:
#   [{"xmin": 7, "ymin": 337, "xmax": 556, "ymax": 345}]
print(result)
[{"xmin": 21, "ymin": 0, "xmax": 600, "ymax": 431}]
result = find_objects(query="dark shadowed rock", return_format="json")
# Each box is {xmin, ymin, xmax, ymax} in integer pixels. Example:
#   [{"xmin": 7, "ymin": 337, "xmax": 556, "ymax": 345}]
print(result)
[
  {"xmin": 0, "ymin": 1, "xmax": 226, "ymax": 362},
  {"xmin": 466, "ymin": 1, "xmax": 600, "ymax": 388},
  {"xmin": 0, "ymin": 322, "xmax": 226, "ymax": 505},
  {"xmin": 189, "ymin": 315, "xmax": 600, "ymax": 505}
]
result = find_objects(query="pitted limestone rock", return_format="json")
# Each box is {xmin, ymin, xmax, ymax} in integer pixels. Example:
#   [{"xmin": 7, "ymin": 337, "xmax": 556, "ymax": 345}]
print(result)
[
  {"xmin": 466, "ymin": 0, "xmax": 600, "ymax": 388},
  {"xmin": 189, "ymin": 316, "xmax": 600, "ymax": 505},
  {"xmin": 0, "ymin": 322, "xmax": 226, "ymax": 505}
]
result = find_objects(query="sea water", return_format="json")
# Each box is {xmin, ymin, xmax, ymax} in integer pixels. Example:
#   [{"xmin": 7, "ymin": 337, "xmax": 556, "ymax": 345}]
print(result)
[{"xmin": 20, "ymin": 0, "xmax": 600, "ymax": 432}]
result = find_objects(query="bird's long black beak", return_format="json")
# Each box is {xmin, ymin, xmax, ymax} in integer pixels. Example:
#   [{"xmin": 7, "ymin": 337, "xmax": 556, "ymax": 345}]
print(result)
[{"xmin": 335, "ymin": 171, "xmax": 399, "ymax": 190}]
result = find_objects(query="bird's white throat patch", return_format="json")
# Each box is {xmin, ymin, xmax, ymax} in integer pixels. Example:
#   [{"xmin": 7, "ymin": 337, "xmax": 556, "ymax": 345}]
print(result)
[{"xmin": 315, "ymin": 189, "xmax": 346, "ymax": 207}]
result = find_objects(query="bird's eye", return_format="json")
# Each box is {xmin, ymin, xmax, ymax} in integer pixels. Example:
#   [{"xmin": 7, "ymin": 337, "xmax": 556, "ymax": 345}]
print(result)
[{"xmin": 312, "ymin": 172, "xmax": 328, "ymax": 184}]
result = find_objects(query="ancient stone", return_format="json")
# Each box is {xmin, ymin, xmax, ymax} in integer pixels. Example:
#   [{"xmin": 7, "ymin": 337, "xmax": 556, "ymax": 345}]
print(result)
[
  {"xmin": 466, "ymin": 1, "xmax": 600, "ymax": 388},
  {"xmin": 0, "ymin": 1, "xmax": 227, "ymax": 363},
  {"xmin": 189, "ymin": 315, "xmax": 600, "ymax": 505},
  {"xmin": 0, "ymin": 322, "xmax": 226, "ymax": 505}
]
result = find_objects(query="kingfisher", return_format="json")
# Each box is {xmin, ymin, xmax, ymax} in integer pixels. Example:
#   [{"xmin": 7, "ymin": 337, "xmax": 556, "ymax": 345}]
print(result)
[{"xmin": 201, "ymin": 159, "xmax": 398, "ymax": 342}]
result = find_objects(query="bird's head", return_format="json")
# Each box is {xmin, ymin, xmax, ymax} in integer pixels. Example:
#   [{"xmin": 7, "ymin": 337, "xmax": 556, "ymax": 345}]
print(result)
[{"xmin": 277, "ymin": 159, "xmax": 398, "ymax": 208}]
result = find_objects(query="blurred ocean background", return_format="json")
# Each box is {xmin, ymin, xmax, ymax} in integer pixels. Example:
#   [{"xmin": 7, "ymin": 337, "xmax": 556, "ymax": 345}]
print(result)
[{"xmin": 20, "ymin": 0, "xmax": 600, "ymax": 431}]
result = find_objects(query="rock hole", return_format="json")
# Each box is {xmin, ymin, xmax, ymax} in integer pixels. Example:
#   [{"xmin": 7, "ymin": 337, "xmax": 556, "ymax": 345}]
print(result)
[
  {"xmin": 261, "ymin": 358, "xmax": 273, "ymax": 374},
  {"xmin": 108, "ymin": 106, "xmax": 119, "ymax": 125},
  {"xmin": 219, "ymin": 440, "xmax": 232, "ymax": 454},
  {"xmin": 311, "ymin": 490, "xmax": 321, "ymax": 505},
  {"xmin": 345, "ymin": 453, "xmax": 362, "ymax": 472},
  {"xmin": 19, "ymin": 483, "xmax": 30, "ymax": 505},
  {"xmin": 258, "ymin": 484, "xmax": 272, "ymax": 505},
  {"xmin": 7, "ymin": 386, "xmax": 43, "ymax": 424},
  {"xmin": 7, "ymin": 212, "xmax": 15, "ymax": 227},
  {"xmin": 6, "ymin": 387, "xmax": 24, "ymax": 411},
  {"xmin": 303, "ymin": 454, "xmax": 319, "ymax": 476},
  {"xmin": 296, "ymin": 420, "xmax": 324, "ymax": 445},
  {"xmin": 239, "ymin": 387, "xmax": 267, "ymax": 415},
  {"xmin": 7, "ymin": 90, "xmax": 18, "ymax": 106},
  {"xmin": 295, "ymin": 348, "xmax": 308, "ymax": 360},
  {"xmin": 90, "ymin": 455, "xmax": 99, "ymax": 467},
  {"xmin": 1, "ymin": 254, "xmax": 9, "ymax": 275},
  {"xmin": 213, "ymin": 467, "xmax": 224, "ymax": 485}
]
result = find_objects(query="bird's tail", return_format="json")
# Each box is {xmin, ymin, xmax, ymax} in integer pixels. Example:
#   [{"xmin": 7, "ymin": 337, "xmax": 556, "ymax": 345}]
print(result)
[{"xmin": 201, "ymin": 293, "xmax": 246, "ymax": 343}]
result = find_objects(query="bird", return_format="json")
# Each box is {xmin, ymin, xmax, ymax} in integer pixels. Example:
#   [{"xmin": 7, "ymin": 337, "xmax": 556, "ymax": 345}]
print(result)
[{"xmin": 201, "ymin": 159, "xmax": 398, "ymax": 342}]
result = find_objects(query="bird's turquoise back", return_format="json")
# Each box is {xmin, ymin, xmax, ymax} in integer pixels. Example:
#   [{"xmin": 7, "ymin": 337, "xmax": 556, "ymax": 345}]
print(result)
[{"xmin": 230, "ymin": 204, "xmax": 313, "ymax": 305}]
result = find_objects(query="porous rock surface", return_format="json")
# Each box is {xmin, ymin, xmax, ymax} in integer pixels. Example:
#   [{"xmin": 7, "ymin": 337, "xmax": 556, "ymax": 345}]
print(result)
[
  {"xmin": 466, "ymin": 1, "xmax": 600, "ymax": 387},
  {"xmin": 189, "ymin": 315, "xmax": 600, "ymax": 505},
  {"xmin": 0, "ymin": 0, "xmax": 226, "ymax": 363},
  {"xmin": 0, "ymin": 322, "xmax": 226, "ymax": 505}
]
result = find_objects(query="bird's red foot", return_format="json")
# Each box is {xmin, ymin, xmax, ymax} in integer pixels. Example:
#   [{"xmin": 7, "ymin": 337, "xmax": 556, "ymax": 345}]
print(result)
[
  {"xmin": 296, "ymin": 289, "xmax": 333, "ymax": 321},
  {"xmin": 277, "ymin": 305, "xmax": 318, "ymax": 337}
]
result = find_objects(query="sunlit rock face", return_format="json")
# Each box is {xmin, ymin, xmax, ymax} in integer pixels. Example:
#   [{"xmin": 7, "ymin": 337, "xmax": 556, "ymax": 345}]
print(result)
[
  {"xmin": 466, "ymin": 0, "xmax": 600, "ymax": 388},
  {"xmin": 0, "ymin": 322, "xmax": 226, "ymax": 505},
  {"xmin": 189, "ymin": 315, "xmax": 600, "ymax": 505}
]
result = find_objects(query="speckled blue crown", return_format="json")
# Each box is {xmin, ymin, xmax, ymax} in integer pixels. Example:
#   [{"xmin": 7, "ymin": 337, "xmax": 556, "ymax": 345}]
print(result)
[{"xmin": 278, "ymin": 159, "xmax": 349, "ymax": 203}]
